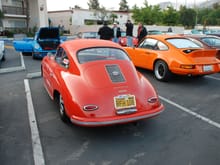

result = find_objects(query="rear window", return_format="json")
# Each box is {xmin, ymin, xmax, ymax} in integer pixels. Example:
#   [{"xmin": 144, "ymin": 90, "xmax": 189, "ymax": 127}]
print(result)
[
  {"xmin": 77, "ymin": 47, "xmax": 130, "ymax": 64},
  {"xmin": 166, "ymin": 38, "xmax": 202, "ymax": 48},
  {"xmin": 201, "ymin": 37, "xmax": 220, "ymax": 47}
]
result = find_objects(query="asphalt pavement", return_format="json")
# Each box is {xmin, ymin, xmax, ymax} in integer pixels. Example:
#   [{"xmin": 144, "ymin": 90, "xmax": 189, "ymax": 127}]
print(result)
[{"xmin": 1, "ymin": 44, "xmax": 220, "ymax": 165}]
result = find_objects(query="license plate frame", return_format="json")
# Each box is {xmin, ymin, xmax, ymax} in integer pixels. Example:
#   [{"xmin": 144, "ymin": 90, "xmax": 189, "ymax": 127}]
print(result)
[{"xmin": 114, "ymin": 94, "xmax": 136, "ymax": 110}]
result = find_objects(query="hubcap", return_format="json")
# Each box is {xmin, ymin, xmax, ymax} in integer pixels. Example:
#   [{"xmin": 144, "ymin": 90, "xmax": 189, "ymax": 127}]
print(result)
[{"xmin": 59, "ymin": 95, "xmax": 64, "ymax": 116}]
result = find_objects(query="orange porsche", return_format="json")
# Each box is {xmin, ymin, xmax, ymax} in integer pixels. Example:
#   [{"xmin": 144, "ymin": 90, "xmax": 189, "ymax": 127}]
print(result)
[
  {"xmin": 41, "ymin": 39, "xmax": 164, "ymax": 127},
  {"xmin": 124, "ymin": 35, "xmax": 220, "ymax": 81}
]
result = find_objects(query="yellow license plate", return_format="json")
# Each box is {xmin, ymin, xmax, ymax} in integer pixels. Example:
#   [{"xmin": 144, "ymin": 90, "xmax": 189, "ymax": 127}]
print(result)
[{"xmin": 114, "ymin": 95, "xmax": 136, "ymax": 109}]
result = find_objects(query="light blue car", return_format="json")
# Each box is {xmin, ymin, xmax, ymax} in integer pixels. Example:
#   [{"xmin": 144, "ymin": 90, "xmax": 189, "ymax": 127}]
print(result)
[{"xmin": 13, "ymin": 27, "xmax": 61, "ymax": 59}]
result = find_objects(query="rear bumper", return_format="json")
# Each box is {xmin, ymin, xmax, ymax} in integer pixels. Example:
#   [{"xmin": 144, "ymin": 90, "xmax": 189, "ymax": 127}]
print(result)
[
  {"xmin": 70, "ymin": 104, "xmax": 164, "ymax": 127},
  {"xmin": 171, "ymin": 63, "xmax": 220, "ymax": 75}
]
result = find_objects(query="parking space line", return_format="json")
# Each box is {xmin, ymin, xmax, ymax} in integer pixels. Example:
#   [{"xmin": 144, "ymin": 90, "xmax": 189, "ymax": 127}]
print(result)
[
  {"xmin": 24, "ymin": 79, "xmax": 45, "ymax": 165},
  {"xmin": 206, "ymin": 75, "xmax": 220, "ymax": 81},
  {"xmin": 0, "ymin": 54, "xmax": 25, "ymax": 74},
  {"xmin": 159, "ymin": 95, "xmax": 220, "ymax": 129},
  {"xmin": 26, "ymin": 71, "xmax": 41, "ymax": 79}
]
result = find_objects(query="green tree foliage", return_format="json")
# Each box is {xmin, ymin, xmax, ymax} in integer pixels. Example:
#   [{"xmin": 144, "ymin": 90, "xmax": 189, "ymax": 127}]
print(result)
[
  {"xmin": 162, "ymin": 6, "xmax": 179, "ymax": 26},
  {"xmin": 88, "ymin": 0, "xmax": 100, "ymax": 10},
  {"xmin": 179, "ymin": 6, "xmax": 196, "ymax": 28},
  {"xmin": 131, "ymin": 3, "xmax": 162, "ymax": 25},
  {"xmin": 119, "ymin": 0, "xmax": 129, "ymax": 11},
  {"xmin": 130, "ymin": 1, "xmax": 220, "ymax": 28}
]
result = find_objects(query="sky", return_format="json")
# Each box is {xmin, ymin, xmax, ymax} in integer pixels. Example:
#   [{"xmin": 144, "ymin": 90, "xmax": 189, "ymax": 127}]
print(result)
[{"xmin": 46, "ymin": 0, "xmax": 207, "ymax": 11}]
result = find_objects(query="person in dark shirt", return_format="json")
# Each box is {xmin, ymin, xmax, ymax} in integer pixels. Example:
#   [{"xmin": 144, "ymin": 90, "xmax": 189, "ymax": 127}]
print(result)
[
  {"xmin": 98, "ymin": 22, "xmax": 113, "ymax": 40},
  {"xmin": 137, "ymin": 22, "xmax": 147, "ymax": 43},
  {"xmin": 125, "ymin": 20, "xmax": 134, "ymax": 47}
]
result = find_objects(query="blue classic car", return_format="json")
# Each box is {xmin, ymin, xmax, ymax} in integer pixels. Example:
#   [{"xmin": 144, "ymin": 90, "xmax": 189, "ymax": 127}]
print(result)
[{"xmin": 13, "ymin": 27, "xmax": 61, "ymax": 59}]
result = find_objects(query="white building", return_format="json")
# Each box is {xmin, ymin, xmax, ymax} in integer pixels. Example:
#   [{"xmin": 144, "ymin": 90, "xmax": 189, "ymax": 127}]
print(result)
[
  {"xmin": 48, "ymin": 8, "xmax": 133, "ymax": 34},
  {"xmin": 0, "ymin": 0, "xmax": 48, "ymax": 33}
]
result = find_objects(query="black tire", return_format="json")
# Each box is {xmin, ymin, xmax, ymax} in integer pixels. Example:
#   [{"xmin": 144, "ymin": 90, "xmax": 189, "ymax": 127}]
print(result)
[
  {"xmin": 59, "ymin": 95, "xmax": 69, "ymax": 123},
  {"xmin": 1, "ymin": 54, "xmax": 5, "ymax": 61},
  {"xmin": 154, "ymin": 60, "xmax": 172, "ymax": 81},
  {"xmin": 32, "ymin": 52, "xmax": 37, "ymax": 59}
]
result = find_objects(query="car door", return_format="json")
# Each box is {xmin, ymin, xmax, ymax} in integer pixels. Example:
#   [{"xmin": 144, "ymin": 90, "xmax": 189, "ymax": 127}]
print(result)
[
  {"xmin": 44, "ymin": 47, "xmax": 66, "ymax": 97},
  {"xmin": 132, "ymin": 38, "xmax": 160, "ymax": 69}
]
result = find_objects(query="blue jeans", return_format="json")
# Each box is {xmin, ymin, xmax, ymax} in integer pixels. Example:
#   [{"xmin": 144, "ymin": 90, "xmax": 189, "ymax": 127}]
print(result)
[
  {"xmin": 112, "ymin": 37, "xmax": 119, "ymax": 43},
  {"xmin": 127, "ymin": 36, "xmax": 133, "ymax": 47}
]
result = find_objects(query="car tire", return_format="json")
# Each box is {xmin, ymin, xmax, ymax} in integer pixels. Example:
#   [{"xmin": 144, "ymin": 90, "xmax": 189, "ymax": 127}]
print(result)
[
  {"xmin": 59, "ymin": 94, "xmax": 69, "ymax": 123},
  {"xmin": 32, "ymin": 52, "xmax": 36, "ymax": 59},
  {"xmin": 154, "ymin": 60, "xmax": 172, "ymax": 81},
  {"xmin": 1, "ymin": 54, "xmax": 5, "ymax": 61}
]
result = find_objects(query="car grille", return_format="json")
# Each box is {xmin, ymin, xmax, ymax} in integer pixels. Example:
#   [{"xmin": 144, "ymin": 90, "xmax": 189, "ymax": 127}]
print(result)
[{"xmin": 105, "ymin": 65, "xmax": 125, "ymax": 83}]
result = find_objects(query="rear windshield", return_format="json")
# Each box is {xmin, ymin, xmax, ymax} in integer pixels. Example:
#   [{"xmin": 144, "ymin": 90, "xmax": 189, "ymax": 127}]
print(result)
[
  {"xmin": 166, "ymin": 38, "xmax": 202, "ymax": 48},
  {"xmin": 77, "ymin": 47, "xmax": 130, "ymax": 64}
]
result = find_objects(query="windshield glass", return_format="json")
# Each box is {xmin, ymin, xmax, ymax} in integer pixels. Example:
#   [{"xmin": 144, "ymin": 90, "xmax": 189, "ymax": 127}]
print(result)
[
  {"xmin": 77, "ymin": 47, "xmax": 130, "ymax": 64},
  {"xmin": 166, "ymin": 38, "xmax": 202, "ymax": 48}
]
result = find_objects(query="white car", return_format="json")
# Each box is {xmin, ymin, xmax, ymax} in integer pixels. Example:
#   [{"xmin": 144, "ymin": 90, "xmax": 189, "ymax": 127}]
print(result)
[{"xmin": 0, "ymin": 40, "xmax": 5, "ymax": 62}]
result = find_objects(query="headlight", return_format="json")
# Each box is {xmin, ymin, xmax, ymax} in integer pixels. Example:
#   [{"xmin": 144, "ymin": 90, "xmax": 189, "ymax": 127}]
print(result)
[{"xmin": 34, "ymin": 43, "xmax": 40, "ymax": 49}]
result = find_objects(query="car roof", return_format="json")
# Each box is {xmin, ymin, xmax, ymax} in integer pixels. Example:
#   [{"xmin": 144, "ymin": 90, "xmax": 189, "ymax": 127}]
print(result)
[
  {"xmin": 145, "ymin": 34, "xmax": 186, "ymax": 40},
  {"xmin": 61, "ymin": 39, "xmax": 123, "ymax": 54}
]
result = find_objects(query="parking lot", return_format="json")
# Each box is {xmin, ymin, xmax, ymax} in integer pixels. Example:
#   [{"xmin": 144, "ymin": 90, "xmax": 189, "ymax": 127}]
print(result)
[{"xmin": 1, "ymin": 45, "xmax": 220, "ymax": 165}]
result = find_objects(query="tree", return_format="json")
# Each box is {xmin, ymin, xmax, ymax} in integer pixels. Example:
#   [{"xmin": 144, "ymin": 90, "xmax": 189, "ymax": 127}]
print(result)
[
  {"xmin": 119, "ymin": 0, "xmax": 129, "ymax": 11},
  {"xmin": 132, "ymin": 3, "xmax": 162, "ymax": 25},
  {"xmin": 163, "ymin": 6, "xmax": 179, "ymax": 26},
  {"xmin": 109, "ymin": 13, "xmax": 118, "ymax": 23},
  {"xmin": 179, "ymin": 6, "xmax": 196, "ymax": 28},
  {"xmin": 88, "ymin": 0, "xmax": 100, "ymax": 10}
]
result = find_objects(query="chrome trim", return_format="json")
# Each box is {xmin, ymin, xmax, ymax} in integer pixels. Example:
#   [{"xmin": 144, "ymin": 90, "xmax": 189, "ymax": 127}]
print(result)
[
  {"xmin": 70, "ymin": 109, "xmax": 164, "ymax": 126},
  {"xmin": 116, "ymin": 108, "xmax": 137, "ymax": 115}
]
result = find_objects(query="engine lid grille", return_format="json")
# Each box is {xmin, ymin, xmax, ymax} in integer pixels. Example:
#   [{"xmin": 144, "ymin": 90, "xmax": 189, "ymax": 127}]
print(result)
[{"xmin": 105, "ymin": 65, "xmax": 125, "ymax": 83}]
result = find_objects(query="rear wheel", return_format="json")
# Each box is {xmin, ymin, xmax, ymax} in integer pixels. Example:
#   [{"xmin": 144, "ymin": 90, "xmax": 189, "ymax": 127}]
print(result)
[
  {"xmin": 59, "ymin": 95, "xmax": 69, "ymax": 123},
  {"xmin": 154, "ymin": 60, "xmax": 172, "ymax": 81}
]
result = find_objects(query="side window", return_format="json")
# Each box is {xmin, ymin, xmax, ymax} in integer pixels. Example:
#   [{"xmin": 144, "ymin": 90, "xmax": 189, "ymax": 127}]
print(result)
[
  {"xmin": 157, "ymin": 41, "xmax": 168, "ymax": 50},
  {"xmin": 139, "ymin": 38, "xmax": 158, "ymax": 50},
  {"xmin": 60, "ymin": 52, "xmax": 69, "ymax": 68},
  {"xmin": 55, "ymin": 47, "xmax": 63, "ymax": 63},
  {"xmin": 55, "ymin": 48, "xmax": 69, "ymax": 68}
]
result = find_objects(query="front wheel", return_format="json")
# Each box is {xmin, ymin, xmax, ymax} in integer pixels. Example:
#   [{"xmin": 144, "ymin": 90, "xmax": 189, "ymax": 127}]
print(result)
[
  {"xmin": 59, "ymin": 95, "xmax": 69, "ymax": 123},
  {"xmin": 154, "ymin": 60, "xmax": 172, "ymax": 81}
]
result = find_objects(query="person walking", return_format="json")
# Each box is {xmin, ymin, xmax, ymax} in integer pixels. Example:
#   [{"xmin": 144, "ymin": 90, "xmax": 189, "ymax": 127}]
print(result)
[
  {"xmin": 137, "ymin": 22, "xmax": 147, "ymax": 44},
  {"xmin": 112, "ymin": 22, "xmax": 121, "ymax": 43},
  {"xmin": 98, "ymin": 22, "xmax": 113, "ymax": 40},
  {"xmin": 125, "ymin": 20, "xmax": 133, "ymax": 47}
]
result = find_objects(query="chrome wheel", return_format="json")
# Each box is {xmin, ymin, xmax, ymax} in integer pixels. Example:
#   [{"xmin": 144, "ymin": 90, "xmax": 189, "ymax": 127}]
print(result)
[
  {"xmin": 59, "ymin": 95, "xmax": 69, "ymax": 122},
  {"xmin": 154, "ymin": 60, "xmax": 171, "ymax": 81}
]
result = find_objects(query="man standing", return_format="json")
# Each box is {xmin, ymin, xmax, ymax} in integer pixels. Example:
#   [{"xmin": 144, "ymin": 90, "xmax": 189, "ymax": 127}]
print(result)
[
  {"xmin": 125, "ymin": 20, "xmax": 133, "ymax": 47},
  {"xmin": 98, "ymin": 22, "xmax": 113, "ymax": 40},
  {"xmin": 112, "ymin": 22, "xmax": 121, "ymax": 43},
  {"xmin": 137, "ymin": 22, "xmax": 147, "ymax": 44}
]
